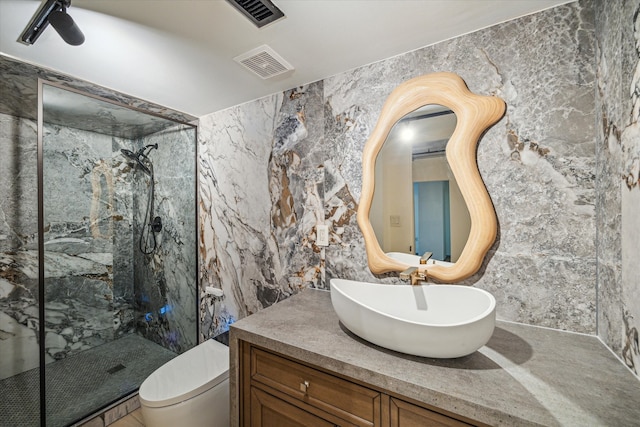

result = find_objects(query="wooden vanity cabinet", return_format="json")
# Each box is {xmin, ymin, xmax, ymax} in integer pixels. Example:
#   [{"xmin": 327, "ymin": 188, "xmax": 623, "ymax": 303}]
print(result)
[{"xmin": 239, "ymin": 341, "xmax": 479, "ymax": 427}]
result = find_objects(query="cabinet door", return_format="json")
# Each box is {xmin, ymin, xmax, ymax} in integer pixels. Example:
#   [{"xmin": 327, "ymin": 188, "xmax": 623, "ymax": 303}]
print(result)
[
  {"xmin": 250, "ymin": 386, "xmax": 336, "ymax": 427},
  {"xmin": 390, "ymin": 398, "xmax": 473, "ymax": 427}
]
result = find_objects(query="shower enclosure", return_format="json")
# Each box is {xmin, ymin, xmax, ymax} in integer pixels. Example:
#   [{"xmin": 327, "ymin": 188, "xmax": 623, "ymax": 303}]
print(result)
[{"xmin": 0, "ymin": 55, "xmax": 198, "ymax": 426}]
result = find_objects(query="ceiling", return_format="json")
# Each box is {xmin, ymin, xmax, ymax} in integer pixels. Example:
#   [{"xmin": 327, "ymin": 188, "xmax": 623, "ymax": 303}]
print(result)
[{"xmin": 0, "ymin": 0, "xmax": 570, "ymax": 117}]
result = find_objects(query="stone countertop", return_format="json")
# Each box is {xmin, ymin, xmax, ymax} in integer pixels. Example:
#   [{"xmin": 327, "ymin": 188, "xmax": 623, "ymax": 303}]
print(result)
[{"xmin": 229, "ymin": 289, "xmax": 640, "ymax": 426}]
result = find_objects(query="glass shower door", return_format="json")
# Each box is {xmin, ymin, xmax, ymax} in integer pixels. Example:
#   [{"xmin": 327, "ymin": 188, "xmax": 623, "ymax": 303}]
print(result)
[
  {"xmin": 40, "ymin": 82, "xmax": 197, "ymax": 426},
  {"xmin": 41, "ymin": 83, "xmax": 126, "ymax": 426}
]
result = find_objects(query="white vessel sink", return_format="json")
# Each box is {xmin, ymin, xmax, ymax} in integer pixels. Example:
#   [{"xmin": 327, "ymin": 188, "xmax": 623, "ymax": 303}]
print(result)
[
  {"xmin": 386, "ymin": 252, "xmax": 454, "ymax": 267},
  {"xmin": 330, "ymin": 278, "xmax": 496, "ymax": 358}
]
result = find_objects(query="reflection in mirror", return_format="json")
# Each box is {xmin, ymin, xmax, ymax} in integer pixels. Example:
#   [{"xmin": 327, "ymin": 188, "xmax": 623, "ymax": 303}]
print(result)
[{"xmin": 370, "ymin": 105, "xmax": 471, "ymax": 264}]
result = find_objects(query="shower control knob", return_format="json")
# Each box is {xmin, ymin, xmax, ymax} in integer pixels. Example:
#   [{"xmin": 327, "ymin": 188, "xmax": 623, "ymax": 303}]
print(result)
[{"xmin": 151, "ymin": 216, "xmax": 162, "ymax": 232}]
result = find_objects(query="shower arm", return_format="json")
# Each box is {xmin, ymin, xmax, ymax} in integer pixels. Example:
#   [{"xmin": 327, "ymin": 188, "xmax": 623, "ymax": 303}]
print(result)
[
  {"xmin": 129, "ymin": 143, "xmax": 158, "ymax": 159},
  {"xmin": 142, "ymin": 143, "xmax": 158, "ymax": 156}
]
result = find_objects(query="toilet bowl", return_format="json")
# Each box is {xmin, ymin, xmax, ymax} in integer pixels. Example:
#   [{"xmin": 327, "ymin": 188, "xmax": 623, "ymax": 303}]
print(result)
[{"xmin": 139, "ymin": 339, "xmax": 229, "ymax": 427}]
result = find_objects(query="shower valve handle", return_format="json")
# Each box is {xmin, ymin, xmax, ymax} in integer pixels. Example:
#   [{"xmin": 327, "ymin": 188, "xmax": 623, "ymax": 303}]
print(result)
[{"xmin": 151, "ymin": 216, "xmax": 162, "ymax": 233}]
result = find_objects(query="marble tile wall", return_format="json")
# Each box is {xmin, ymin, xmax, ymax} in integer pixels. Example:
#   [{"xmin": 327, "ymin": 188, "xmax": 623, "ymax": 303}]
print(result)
[
  {"xmin": 36, "ymin": 120, "xmax": 199, "ymax": 360},
  {"xmin": 0, "ymin": 112, "xmax": 39, "ymax": 379},
  {"xmin": 133, "ymin": 125, "xmax": 198, "ymax": 353},
  {"xmin": 0, "ymin": 116, "xmax": 137, "ymax": 378},
  {"xmin": 595, "ymin": 0, "xmax": 640, "ymax": 377},
  {"xmin": 41, "ymin": 124, "xmax": 136, "ymax": 361},
  {"xmin": 199, "ymin": 1, "xmax": 599, "ymax": 339},
  {"xmin": 198, "ymin": 85, "xmax": 326, "ymax": 339}
]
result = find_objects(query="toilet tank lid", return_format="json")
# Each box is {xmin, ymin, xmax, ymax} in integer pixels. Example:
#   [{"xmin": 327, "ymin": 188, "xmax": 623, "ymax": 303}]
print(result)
[{"xmin": 139, "ymin": 339, "xmax": 229, "ymax": 408}]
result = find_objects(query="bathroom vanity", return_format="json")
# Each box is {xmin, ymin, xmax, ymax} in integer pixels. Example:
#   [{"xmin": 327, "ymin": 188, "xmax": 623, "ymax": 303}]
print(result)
[
  {"xmin": 237, "ymin": 340, "xmax": 479, "ymax": 426},
  {"xmin": 230, "ymin": 289, "xmax": 640, "ymax": 426}
]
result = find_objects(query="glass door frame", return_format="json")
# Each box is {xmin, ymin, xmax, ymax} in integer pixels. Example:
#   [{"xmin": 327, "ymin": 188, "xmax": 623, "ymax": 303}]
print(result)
[{"xmin": 37, "ymin": 78, "xmax": 200, "ymax": 426}]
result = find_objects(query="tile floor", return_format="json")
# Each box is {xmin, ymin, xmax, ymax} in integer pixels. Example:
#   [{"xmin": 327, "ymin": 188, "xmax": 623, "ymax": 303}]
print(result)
[
  {"xmin": 2, "ymin": 334, "xmax": 175, "ymax": 427},
  {"xmin": 109, "ymin": 409, "xmax": 145, "ymax": 427}
]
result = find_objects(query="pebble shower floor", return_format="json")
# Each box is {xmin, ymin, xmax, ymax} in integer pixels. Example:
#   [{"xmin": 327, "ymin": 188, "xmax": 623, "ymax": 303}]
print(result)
[{"xmin": 0, "ymin": 334, "xmax": 175, "ymax": 426}]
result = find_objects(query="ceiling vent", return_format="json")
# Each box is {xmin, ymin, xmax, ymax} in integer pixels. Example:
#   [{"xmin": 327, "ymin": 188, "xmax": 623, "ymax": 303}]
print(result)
[
  {"xmin": 225, "ymin": 0, "xmax": 285, "ymax": 28},
  {"xmin": 234, "ymin": 45, "xmax": 294, "ymax": 79}
]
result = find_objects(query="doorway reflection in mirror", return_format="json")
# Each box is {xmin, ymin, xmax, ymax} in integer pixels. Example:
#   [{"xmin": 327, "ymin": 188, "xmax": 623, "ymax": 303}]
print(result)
[{"xmin": 370, "ymin": 105, "xmax": 470, "ymax": 263}]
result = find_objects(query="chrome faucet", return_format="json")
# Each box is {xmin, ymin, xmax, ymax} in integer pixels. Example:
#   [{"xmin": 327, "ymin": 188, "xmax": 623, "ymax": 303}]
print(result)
[{"xmin": 399, "ymin": 267, "xmax": 428, "ymax": 286}]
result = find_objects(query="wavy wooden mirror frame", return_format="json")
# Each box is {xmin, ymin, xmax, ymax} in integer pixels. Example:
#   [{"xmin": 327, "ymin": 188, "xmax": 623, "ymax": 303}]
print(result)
[{"xmin": 357, "ymin": 72, "xmax": 505, "ymax": 283}]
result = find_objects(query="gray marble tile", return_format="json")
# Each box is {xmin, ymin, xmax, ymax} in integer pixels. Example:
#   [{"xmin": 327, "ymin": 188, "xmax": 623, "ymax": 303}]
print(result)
[
  {"xmin": 198, "ymin": 84, "xmax": 329, "ymax": 341},
  {"xmin": 0, "ymin": 114, "xmax": 38, "ymax": 252},
  {"xmin": 132, "ymin": 125, "xmax": 198, "ymax": 353},
  {"xmin": 595, "ymin": 0, "xmax": 640, "ymax": 376},
  {"xmin": 198, "ymin": 94, "xmax": 282, "ymax": 339},
  {"xmin": 618, "ymin": 0, "xmax": 640, "ymax": 375}
]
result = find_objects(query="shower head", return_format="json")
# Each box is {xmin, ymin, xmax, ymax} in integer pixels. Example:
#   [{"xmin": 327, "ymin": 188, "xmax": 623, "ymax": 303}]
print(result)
[
  {"xmin": 121, "ymin": 148, "xmax": 152, "ymax": 176},
  {"xmin": 20, "ymin": 0, "xmax": 84, "ymax": 46},
  {"xmin": 120, "ymin": 149, "xmax": 138, "ymax": 161}
]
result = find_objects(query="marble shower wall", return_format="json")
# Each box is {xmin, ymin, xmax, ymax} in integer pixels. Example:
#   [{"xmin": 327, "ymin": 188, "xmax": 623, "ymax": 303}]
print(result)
[
  {"xmin": 1, "ymin": 119, "xmax": 197, "ymax": 371},
  {"xmin": 35, "ymin": 121, "xmax": 198, "ymax": 359},
  {"xmin": 595, "ymin": 0, "xmax": 640, "ymax": 376},
  {"xmin": 199, "ymin": 1, "xmax": 598, "ymax": 338},
  {"xmin": 0, "ymin": 112, "xmax": 39, "ymax": 379},
  {"xmin": 133, "ymin": 125, "xmax": 198, "ymax": 353},
  {"xmin": 40, "ymin": 124, "xmax": 137, "ymax": 360},
  {"xmin": 0, "ymin": 116, "xmax": 137, "ymax": 378}
]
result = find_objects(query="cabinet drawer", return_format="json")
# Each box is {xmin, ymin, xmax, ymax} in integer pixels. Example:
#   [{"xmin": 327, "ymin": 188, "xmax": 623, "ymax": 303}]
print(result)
[
  {"xmin": 250, "ymin": 347, "xmax": 381, "ymax": 426},
  {"xmin": 250, "ymin": 386, "xmax": 335, "ymax": 427},
  {"xmin": 390, "ymin": 397, "xmax": 474, "ymax": 427}
]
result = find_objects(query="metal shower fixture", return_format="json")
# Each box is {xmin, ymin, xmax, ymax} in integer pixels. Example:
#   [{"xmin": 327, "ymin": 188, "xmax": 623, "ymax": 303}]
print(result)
[
  {"xmin": 20, "ymin": 0, "xmax": 85, "ymax": 46},
  {"xmin": 121, "ymin": 143, "xmax": 158, "ymax": 176},
  {"xmin": 120, "ymin": 143, "xmax": 162, "ymax": 255}
]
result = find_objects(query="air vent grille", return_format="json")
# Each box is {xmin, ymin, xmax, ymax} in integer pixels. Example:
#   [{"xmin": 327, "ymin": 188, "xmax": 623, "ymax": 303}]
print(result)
[
  {"xmin": 226, "ymin": 0, "xmax": 285, "ymax": 28},
  {"xmin": 234, "ymin": 45, "xmax": 294, "ymax": 79}
]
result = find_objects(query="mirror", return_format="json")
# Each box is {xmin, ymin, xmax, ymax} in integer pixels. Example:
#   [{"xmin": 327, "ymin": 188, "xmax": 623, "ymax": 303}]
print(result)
[{"xmin": 357, "ymin": 72, "xmax": 505, "ymax": 283}]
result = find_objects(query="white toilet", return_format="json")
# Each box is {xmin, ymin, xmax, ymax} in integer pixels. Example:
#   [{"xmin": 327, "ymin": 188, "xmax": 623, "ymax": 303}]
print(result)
[{"xmin": 139, "ymin": 338, "xmax": 230, "ymax": 427}]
